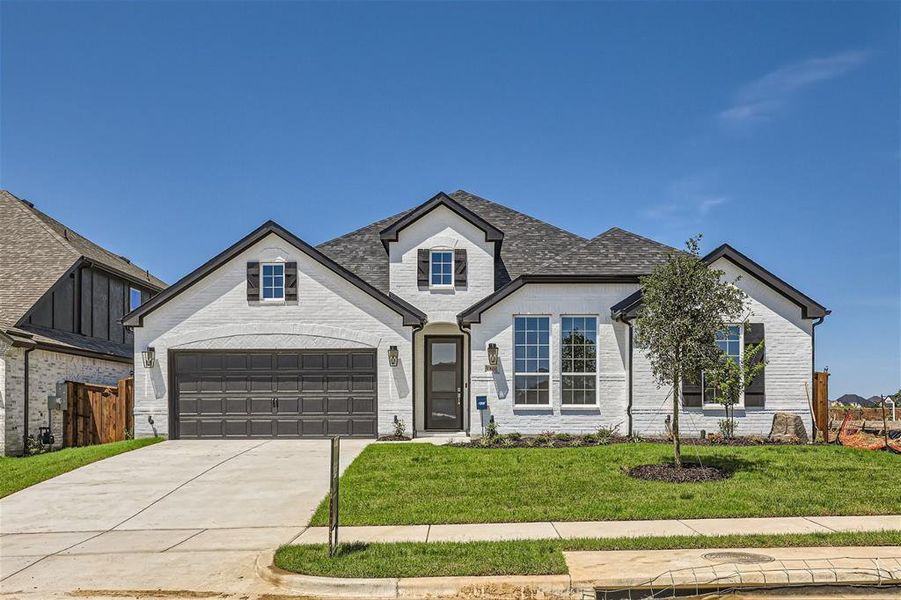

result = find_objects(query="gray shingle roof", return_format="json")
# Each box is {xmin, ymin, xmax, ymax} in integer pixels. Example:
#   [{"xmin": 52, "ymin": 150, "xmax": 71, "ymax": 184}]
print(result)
[
  {"xmin": 317, "ymin": 189, "xmax": 588, "ymax": 291},
  {"xmin": 536, "ymin": 227, "xmax": 681, "ymax": 276},
  {"xmin": 0, "ymin": 190, "xmax": 165, "ymax": 333}
]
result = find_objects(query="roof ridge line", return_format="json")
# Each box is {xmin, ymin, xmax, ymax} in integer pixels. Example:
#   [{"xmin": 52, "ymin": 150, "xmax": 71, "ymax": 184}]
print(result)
[{"xmin": 452, "ymin": 189, "xmax": 588, "ymax": 242}]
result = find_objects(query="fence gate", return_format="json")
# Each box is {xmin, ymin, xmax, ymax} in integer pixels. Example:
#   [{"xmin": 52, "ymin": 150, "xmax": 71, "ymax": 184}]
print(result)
[{"xmin": 64, "ymin": 377, "xmax": 134, "ymax": 447}]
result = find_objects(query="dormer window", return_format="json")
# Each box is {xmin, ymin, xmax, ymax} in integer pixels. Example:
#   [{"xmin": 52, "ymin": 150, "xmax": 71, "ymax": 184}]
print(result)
[
  {"xmin": 261, "ymin": 263, "xmax": 285, "ymax": 301},
  {"xmin": 430, "ymin": 250, "xmax": 454, "ymax": 288}
]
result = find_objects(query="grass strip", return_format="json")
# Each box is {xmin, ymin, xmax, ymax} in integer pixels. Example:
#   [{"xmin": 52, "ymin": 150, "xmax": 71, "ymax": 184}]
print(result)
[
  {"xmin": 0, "ymin": 437, "xmax": 163, "ymax": 498},
  {"xmin": 275, "ymin": 531, "xmax": 901, "ymax": 579}
]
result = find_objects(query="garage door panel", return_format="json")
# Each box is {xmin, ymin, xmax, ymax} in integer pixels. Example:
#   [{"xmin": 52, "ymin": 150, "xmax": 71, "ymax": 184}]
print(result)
[{"xmin": 173, "ymin": 350, "xmax": 377, "ymax": 439}]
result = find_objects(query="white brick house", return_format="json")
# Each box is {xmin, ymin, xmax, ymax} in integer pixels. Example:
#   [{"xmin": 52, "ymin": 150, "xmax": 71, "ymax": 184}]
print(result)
[
  {"xmin": 125, "ymin": 191, "xmax": 828, "ymax": 440},
  {"xmin": 0, "ymin": 191, "xmax": 165, "ymax": 455}
]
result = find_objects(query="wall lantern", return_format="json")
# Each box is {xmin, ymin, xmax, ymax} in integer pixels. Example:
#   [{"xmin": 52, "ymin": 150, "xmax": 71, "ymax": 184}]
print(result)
[
  {"xmin": 486, "ymin": 343, "xmax": 499, "ymax": 372},
  {"xmin": 142, "ymin": 347, "xmax": 156, "ymax": 369},
  {"xmin": 388, "ymin": 345, "xmax": 399, "ymax": 368}
]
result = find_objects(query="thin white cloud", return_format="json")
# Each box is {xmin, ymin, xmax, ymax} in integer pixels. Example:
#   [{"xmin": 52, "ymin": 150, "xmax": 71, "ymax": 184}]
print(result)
[
  {"xmin": 643, "ymin": 174, "xmax": 727, "ymax": 224},
  {"xmin": 719, "ymin": 50, "xmax": 870, "ymax": 126}
]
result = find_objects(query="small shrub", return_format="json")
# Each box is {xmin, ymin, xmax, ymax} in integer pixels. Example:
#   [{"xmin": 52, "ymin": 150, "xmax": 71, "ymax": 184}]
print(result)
[
  {"xmin": 749, "ymin": 434, "xmax": 765, "ymax": 445},
  {"xmin": 596, "ymin": 424, "xmax": 620, "ymax": 445},
  {"xmin": 524, "ymin": 437, "xmax": 537, "ymax": 447},
  {"xmin": 570, "ymin": 437, "xmax": 584, "ymax": 447},
  {"xmin": 708, "ymin": 432, "xmax": 724, "ymax": 444},
  {"xmin": 534, "ymin": 431, "xmax": 552, "ymax": 445},
  {"xmin": 554, "ymin": 432, "xmax": 573, "ymax": 442},
  {"xmin": 485, "ymin": 417, "xmax": 499, "ymax": 439},
  {"xmin": 477, "ymin": 436, "xmax": 492, "ymax": 448},
  {"xmin": 24, "ymin": 435, "xmax": 47, "ymax": 456},
  {"xmin": 581, "ymin": 433, "xmax": 598, "ymax": 444},
  {"xmin": 507, "ymin": 432, "xmax": 522, "ymax": 441},
  {"xmin": 501, "ymin": 437, "xmax": 516, "ymax": 448},
  {"xmin": 717, "ymin": 418, "xmax": 735, "ymax": 439},
  {"xmin": 393, "ymin": 415, "xmax": 407, "ymax": 438}
]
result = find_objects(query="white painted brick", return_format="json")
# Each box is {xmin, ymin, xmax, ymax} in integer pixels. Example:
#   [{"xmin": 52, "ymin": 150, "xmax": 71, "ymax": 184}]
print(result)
[
  {"xmin": 389, "ymin": 205, "xmax": 495, "ymax": 323},
  {"xmin": 133, "ymin": 233, "xmax": 413, "ymax": 438}
]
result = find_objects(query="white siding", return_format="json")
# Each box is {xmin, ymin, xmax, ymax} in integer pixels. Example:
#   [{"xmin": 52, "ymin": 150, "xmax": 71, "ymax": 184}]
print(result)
[
  {"xmin": 631, "ymin": 257, "xmax": 814, "ymax": 438},
  {"xmin": 469, "ymin": 283, "xmax": 638, "ymax": 435},
  {"xmin": 132, "ymin": 233, "xmax": 413, "ymax": 438},
  {"xmin": 389, "ymin": 205, "xmax": 495, "ymax": 323}
]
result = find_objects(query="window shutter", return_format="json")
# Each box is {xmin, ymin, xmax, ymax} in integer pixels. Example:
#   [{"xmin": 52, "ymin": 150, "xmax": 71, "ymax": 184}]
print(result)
[
  {"xmin": 285, "ymin": 262, "xmax": 298, "ymax": 301},
  {"xmin": 246, "ymin": 262, "xmax": 260, "ymax": 301},
  {"xmin": 744, "ymin": 323, "xmax": 766, "ymax": 408},
  {"xmin": 682, "ymin": 372, "xmax": 703, "ymax": 408},
  {"xmin": 417, "ymin": 249, "xmax": 429, "ymax": 287},
  {"xmin": 454, "ymin": 249, "xmax": 467, "ymax": 288}
]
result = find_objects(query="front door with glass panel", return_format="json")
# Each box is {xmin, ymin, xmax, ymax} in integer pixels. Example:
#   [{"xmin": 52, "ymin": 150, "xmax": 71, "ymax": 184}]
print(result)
[{"xmin": 425, "ymin": 337, "xmax": 463, "ymax": 430}]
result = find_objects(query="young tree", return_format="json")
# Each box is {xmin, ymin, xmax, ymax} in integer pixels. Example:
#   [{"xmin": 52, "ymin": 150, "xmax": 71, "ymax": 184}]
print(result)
[
  {"xmin": 634, "ymin": 236, "xmax": 746, "ymax": 467},
  {"xmin": 705, "ymin": 330, "xmax": 766, "ymax": 438}
]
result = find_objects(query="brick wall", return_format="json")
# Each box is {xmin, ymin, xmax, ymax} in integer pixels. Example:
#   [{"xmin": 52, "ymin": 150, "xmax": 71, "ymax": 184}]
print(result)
[{"xmin": 1, "ymin": 346, "xmax": 131, "ymax": 456}]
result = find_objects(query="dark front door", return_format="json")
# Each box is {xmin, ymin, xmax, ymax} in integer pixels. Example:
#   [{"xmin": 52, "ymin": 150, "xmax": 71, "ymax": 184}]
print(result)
[
  {"xmin": 425, "ymin": 336, "xmax": 463, "ymax": 430},
  {"xmin": 171, "ymin": 350, "xmax": 377, "ymax": 439}
]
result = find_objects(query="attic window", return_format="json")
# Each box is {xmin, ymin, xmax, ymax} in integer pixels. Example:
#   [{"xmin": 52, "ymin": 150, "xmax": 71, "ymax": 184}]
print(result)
[
  {"xmin": 430, "ymin": 250, "xmax": 453, "ymax": 287},
  {"xmin": 129, "ymin": 287, "xmax": 142, "ymax": 311},
  {"xmin": 262, "ymin": 263, "xmax": 285, "ymax": 301}
]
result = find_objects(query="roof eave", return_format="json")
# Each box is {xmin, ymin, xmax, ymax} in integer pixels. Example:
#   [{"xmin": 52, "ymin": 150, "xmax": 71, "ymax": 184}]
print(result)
[{"xmin": 378, "ymin": 192, "xmax": 504, "ymax": 245}]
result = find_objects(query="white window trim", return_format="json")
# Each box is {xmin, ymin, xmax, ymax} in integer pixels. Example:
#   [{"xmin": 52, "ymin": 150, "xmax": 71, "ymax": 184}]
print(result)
[
  {"xmin": 560, "ymin": 315, "xmax": 600, "ymax": 407},
  {"xmin": 261, "ymin": 262, "xmax": 286, "ymax": 302},
  {"xmin": 429, "ymin": 249, "xmax": 454, "ymax": 289},
  {"xmin": 702, "ymin": 324, "xmax": 745, "ymax": 408},
  {"xmin": 129, "ymin": 287, "xmax": 142, "ymax": 312},
  {"xmin": 512, "ymin": 314, "xmax": 552, "ymax": 407}
]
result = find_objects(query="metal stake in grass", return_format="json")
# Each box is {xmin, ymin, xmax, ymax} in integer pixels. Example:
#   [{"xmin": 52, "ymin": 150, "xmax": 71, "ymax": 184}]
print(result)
[{"xmin": 328, "ymin": 436, "xmax": 340, "ymax": 557}]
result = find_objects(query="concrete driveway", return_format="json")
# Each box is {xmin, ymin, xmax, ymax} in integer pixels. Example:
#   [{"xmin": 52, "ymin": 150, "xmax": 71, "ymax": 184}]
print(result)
[{"xmin": 0, "ymin": 439, "xmax": 369, "ymax": 596}]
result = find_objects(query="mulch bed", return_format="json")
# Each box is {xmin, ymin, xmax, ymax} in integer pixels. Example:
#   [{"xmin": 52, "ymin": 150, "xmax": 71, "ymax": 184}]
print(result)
[
  {"xmin": 628, "ymin": 462, "xmax": 731, "ymax": 483},
  {"xmin": 377, "ymin": 435, "xmax": 413, "ymax": 442},
  {"xmin": 450, "ymin": 435, "xmax": 798, "ymax": 449}
]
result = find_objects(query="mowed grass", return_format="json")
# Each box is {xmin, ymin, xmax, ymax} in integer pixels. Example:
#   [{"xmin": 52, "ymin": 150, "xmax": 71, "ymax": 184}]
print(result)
[
  {"xmin": 0, "ymin": 437, "xmax": 162, "ymax": 498},
  {"xmin": 276, "ymin": 531, "xmax": 901, "ymax": 578},
  {"xmin": 310, "ymin": 443, "xmax": 901, "ymax": 525}
]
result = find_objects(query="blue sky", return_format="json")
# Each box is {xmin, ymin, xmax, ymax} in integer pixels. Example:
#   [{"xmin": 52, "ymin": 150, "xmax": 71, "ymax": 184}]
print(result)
[{"xmin": 1, "ymin": 1, "xmax": 898, "ymax": 397}]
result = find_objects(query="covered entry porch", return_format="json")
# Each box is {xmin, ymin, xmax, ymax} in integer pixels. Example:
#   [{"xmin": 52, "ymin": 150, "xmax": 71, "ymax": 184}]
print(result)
[{"xmin": 413, "ymin": 322, "xmax": 472, "ymax": 436}]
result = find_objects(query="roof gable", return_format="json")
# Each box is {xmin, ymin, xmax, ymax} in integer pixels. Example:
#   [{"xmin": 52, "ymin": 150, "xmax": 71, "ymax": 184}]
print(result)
[
  {"xmin": 123, "ymin": 221, "xmax": 426, "ymax": 327},
  {"xmin": 317, "ymin": 190, "xmax": 588, "ymax": 292},
  {"xmin": 379, "ymin": 192, "xmax": 504, "ymax": 247},
  {"xmin": 611, "ymin": 244, "xmax": 829, "ymax": 320},
  {"xmin": 0, "ymin": 190, "xmax": 166, "ymax": 330}
]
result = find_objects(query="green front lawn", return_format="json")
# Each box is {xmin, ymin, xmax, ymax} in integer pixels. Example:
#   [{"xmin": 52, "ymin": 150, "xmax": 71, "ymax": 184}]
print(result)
[
  {"xmin": 311, "ymin": 443, "xmax": 901, "ymax": 525},
  {"xmin": 0, "ymin": 437, "xmax": 162, "ymax": 498},
  {"xmin": 276, "ymin": 531, "xmax": 901, "ymax": 578}
]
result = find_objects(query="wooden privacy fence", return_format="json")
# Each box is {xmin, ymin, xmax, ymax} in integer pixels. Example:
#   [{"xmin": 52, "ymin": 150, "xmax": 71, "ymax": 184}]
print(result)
[{"xmin": 64, "ymin": 377, "xmax": 134, "ymax": 447}]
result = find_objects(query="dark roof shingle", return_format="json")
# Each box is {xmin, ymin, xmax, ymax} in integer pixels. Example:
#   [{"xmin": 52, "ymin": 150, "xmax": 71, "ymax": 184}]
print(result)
[{"xmin": 537, "ymin": 227, "xmax": 680, "ymax": 276}]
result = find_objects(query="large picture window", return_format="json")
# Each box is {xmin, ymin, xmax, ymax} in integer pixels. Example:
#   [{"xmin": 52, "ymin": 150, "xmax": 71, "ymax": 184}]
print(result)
[
  {"xmin": 703, "ymin": 324, "xmax": 742, "ymax": 404},
  {"xmin": 513, "ymin": 316, "xmax": 550, "ymax": 405},
  {"xmin": 261, "ymin": 263, "xmax": 285, "ymax": 301},
  {"xmin": 561, "ymin": 316, "xmax": 597, "ymax": 405}
]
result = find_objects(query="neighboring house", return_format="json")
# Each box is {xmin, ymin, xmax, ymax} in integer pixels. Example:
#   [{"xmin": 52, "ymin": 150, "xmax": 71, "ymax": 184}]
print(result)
[
  {"xmin": 125, "ymin": 191, "xmax": 828, "ymax": 440},
  {"xmin": 0, "ymin": 191, "xmax": 166, "ymax": 455}
]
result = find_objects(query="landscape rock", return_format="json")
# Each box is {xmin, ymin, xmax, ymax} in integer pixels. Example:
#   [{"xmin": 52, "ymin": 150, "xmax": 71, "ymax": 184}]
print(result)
[{"xmin": 769, "ymin": 412, "xmax": 808, "ymax": 443}]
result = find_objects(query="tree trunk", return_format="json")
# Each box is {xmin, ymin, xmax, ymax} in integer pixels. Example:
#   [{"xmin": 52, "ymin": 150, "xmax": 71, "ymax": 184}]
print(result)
[{"xmin": 672, "ymin": 371, "xmax": 682, "ymax": 468}]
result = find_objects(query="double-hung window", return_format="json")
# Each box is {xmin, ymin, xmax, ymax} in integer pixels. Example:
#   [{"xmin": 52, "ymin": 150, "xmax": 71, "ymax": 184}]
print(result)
[
  {"xmin": 430, "ymin": 250, "xmax": 453, "ymax": 287},
  {"xmin": 561, "ymin": 316, "xmax": 598, "ymax": 405},
  {"xmin": 703, "ymin": 324, "xmax": 742, "ymax": 404},
  {"xmin": 261, "ymin": 263, "xmax": 285, "ymax": 301},
  {"xmin": 513, "ymin": 316, "xmax": 550, "ymax": 405}
]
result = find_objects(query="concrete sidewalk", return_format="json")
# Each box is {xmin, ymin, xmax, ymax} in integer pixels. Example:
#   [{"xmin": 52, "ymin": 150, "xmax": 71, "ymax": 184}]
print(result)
[{"xmin": 293, "ymin": 514, "xmax": 901, "ymax": 544}]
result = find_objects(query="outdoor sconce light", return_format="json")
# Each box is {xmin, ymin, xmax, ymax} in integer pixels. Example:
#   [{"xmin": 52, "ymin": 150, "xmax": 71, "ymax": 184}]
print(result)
[
  {"xmin": 142, "ymin": 347, "xmax": 156, "ymax": 369},
  {"xmin": 388, "ymin": 345, "xmax": 399, "ymax": 368},
  {"xmin": 486, "ymin": 343, "xmax": 499, "ymax": 372}
]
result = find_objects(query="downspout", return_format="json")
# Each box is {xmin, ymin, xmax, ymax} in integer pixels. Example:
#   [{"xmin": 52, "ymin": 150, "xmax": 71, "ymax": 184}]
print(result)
[
  {"xmin": 811, "ymin": 315, "xmax": 826, "ymax": 443},
  {"xmin": 460, "ymin": 324, "xmax": 472, "ymax": 436},
  {"xmin": 410, "ymin": 323, "xmax": 424, "ymax": 439},
  {"xmin": 22, "ymin": 346, "xmax": 35, "ymax": 455},
  {"xmin": 625, "ymin": 317, "xmax": 635, "ymax": 438}
]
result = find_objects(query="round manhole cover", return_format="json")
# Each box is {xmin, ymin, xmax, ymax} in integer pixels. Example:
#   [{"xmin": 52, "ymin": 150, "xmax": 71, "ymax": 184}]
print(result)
[{"xmin": 702, "ymin": 551, "xmax": 775, "ymax": 564}]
